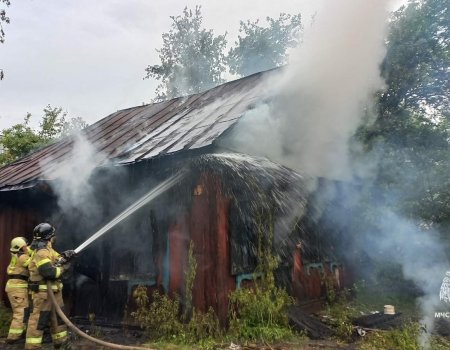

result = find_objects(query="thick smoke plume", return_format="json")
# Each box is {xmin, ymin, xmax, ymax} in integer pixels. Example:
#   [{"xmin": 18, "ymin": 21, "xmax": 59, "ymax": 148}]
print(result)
[{"xmin": 224, "ymin": 0, "xmax": 389, "ymax": 181}]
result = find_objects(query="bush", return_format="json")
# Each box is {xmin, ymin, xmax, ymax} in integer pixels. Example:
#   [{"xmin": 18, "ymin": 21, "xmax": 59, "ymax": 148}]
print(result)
[
  {"xmin": 324, "ymin": 289, "xmax": 355, "ymax": 341},
  {"xmin": 227, "ymin": 213, "xmax": 295, "ymax": 344},
  {"xmin": 132, "ymin": 288, "xmax": 183, "ymax": 341},
  {"xmin": 132, "ymin": 240, "xmax": 221, "ymax": 348},
  {"xmin": 228, "ymin": 284, "xmax": 294, "ymax": 343},
  {"xmin": 228, "ymin": 255, "xmax": 294, "ymax": 343},
  {"xmin": 132, "ymin": 287, "xmax": 221, "ymax": 346}
]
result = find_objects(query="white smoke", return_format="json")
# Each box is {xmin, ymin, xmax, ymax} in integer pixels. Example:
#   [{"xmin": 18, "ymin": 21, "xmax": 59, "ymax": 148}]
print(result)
[
  {"xmin": 41, "ymin": 133, "xmax": 106, "ymax": 215},
  {"xmin": 356, "ymin": 206, "xmax": 449, "ymax": 347},
  {"xmin": 223, "ymin": 0, "xmax": 390, "ymax": 181}
]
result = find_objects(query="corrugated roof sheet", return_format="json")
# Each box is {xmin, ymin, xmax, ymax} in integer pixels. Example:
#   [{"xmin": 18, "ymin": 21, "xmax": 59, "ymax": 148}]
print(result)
[{"xmin": 0, "ymin": 70, "xmax": 273, "ymax": 191}]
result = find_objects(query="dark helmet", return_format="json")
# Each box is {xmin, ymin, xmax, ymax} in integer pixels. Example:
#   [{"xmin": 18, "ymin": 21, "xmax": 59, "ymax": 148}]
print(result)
[{"xmin": 33, "ymin": 223, "xmax": 55, "ymax": 240}]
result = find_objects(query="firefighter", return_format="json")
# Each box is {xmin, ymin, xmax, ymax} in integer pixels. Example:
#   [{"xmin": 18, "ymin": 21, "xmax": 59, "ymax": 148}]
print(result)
[
  {"xmin": 5, "ymin": 236, "xmax": 31, "ymax": 343},
  {"xmin": 25, "ymin": 223, "xmax": 75, "ymax": 350}
]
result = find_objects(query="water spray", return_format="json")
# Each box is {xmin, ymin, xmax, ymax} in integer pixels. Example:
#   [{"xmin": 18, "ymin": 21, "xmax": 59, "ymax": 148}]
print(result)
[
  {"xmin": 74, "ymin": 171, "xmax": 184, "ymax": 254},
  {"xmin": 51, "ymin": 172, "xmax": 184, "ymax": 348}
]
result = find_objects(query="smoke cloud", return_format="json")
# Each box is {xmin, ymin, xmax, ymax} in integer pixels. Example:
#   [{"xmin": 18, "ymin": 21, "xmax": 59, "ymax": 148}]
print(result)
[
  {"xmin": 223, "ymin": 0, "xmax": 389, "ymax": 181},
  {"xmin": 41, "ymin": 133, "xmax": 106, "ymax": 215},
  {"xmin": 350, "ymin": 202, "xmax": 450, "ymax": 347}
]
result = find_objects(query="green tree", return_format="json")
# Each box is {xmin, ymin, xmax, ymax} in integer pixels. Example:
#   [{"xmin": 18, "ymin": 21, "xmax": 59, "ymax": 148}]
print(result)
[
  {"xmin": 38, "ymin": 105, "xmax": 88, "ymax": 139},
  {"xmin": 380, "ymin": 0, "xmax": 449, "ymax": 120},
  {"xmin": 0, "ymin": 114, "xmax": 44, "ymax": 165},
  {"xmin": 358, "ymin": 0, "xmax": 450, "ymax": 225},
  {"xmin": 145, "ymin": 6, "xmax": 227, "ymax": 101},
  {"xmin": 39, "ymin": 105, "xmax": 67, "ymax": 140},
  {"xmin": 0, "ymin": 105, "xmax": 88, "ymax": 166},
  {"xmin": 227, "ymin": 13, "xmax": 302, "ymax": 77}
]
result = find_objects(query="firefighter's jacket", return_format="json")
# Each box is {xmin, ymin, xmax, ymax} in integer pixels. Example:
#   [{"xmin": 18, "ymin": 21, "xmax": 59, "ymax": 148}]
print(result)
[
  {"xmin": 5, "ymin": 250, "xmax": 31, "ymax": 292},
  {"xmin": 28, "ymin": 241, "xmax": 65, "ymax": 292}
]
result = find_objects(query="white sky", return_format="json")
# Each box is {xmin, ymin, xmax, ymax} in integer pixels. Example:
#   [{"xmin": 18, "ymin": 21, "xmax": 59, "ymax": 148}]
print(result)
[{"xmin": 0, "ymin": 0, "xmax": 406, "ymax": 130}]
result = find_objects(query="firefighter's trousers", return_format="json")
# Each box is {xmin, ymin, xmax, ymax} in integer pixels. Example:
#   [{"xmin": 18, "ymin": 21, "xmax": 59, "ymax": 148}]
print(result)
[
  {"xmin": 6, "ymin": 285, "xmax": 29, "ymax": 340},
  {"xmin": 25, "ymin": 287, "xmax": 68, "ymax": 349}
]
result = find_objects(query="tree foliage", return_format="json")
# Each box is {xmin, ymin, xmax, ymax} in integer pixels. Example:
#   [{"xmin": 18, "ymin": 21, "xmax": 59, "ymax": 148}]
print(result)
[
  {"xmin": 0, "ymin": 105, "xmax": 88, "ymax": 166},
  {"xmin": 380, "ymin": 0, "xmax": 449, "ymax": 119},
  {"xmin": 359, "ymin": 0, "xmax": 450, "ymax": 226},
  {"xmin": 145, "ymin": 6, "xmax": 302, "ymax": 101},
  {"xmin": 227, "ymin": 13, "xmax": 302, "ymax": 77},
  {"xmin": 145, "ymin": 6, "xmax": 227, "ymax": 101},
  {"xmin": 0, "ymin": 114, "xmax": 43, "ymax": 165},
  {"xmin": 0, "ymin": 0, "xmax": 9, "ymax": 43}
]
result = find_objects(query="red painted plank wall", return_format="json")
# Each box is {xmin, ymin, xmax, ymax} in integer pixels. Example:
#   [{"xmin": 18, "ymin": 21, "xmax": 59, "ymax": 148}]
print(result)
[
  {"xmin": 0, "ymin": 207, "xmax": 40, "ymax": 304},
  {"xmin": 168, "ymin": 173, "xmax": 235, "ymax": 324},
  {"xmin": 291, "ymin": 245, "xmax": 349, "ymax": 301}
]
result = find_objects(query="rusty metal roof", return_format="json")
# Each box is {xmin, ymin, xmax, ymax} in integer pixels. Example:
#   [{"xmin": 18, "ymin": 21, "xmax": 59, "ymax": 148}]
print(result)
[{"xmin": 0, "ymin": 70, "xmax": 273, "ymax": 191}]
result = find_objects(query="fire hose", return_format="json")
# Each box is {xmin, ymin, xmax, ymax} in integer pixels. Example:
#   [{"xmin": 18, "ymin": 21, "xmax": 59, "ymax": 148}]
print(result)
[{"xmin": 47, "ymin": 281, "xmax": 154, "ymax": 350}]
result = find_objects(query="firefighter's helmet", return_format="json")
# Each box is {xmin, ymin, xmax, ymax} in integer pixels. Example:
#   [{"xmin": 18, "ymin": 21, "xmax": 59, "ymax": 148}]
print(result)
[
  {"xmin": 33, "ymin": 223, "xmax": 55, "ymax": 240},
  {"xmin": 10, "ymin": 237, "xmax": 28, "ymax": 253}
]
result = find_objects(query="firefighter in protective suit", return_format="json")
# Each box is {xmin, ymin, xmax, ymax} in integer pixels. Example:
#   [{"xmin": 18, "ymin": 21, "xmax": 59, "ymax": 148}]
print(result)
[
  {"xmin": 25, "ymin": 223, "xmax": 75, "ymax": 350},
  {"xmin": 5, "ymin": 236, "xmax": 31, "ymax": 343}
]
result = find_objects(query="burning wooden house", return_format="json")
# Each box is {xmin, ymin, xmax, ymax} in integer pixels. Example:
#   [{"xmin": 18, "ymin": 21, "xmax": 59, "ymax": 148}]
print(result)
[{"xmin": 0, "ymin": 70, "xmax": 350, "ymax": 324}]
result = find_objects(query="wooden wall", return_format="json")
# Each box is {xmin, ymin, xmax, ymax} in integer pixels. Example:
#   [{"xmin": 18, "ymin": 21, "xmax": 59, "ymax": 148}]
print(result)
[
  {"xmin": 166, "ymin": 173, "xmax": 235, "ymax": 324},
  {"xmin": 0, "ymin": 207, "xmax": 41, "ymax": 303}
]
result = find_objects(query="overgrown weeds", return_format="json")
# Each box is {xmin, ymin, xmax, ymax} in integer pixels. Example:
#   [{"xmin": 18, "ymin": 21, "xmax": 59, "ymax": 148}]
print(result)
[
  {"xmin": 132, "ymin": 287, "xmax": 221, "ymax": 347},
  {"xmin": 228, "ymin": 280, "xmax": 294, "ymax": 343},
  {"xmin": 87, "ymin": 313, "xmax": 104, "ymax": 337},
  {"xmin": 359, "ymin": 322, "xmax": 432, "ymax": 350},
  {"xmin": 228, "ymin": 218, "xmax": 295, "ymax": 344},
  {"xmin": 323, "ymin": 288, "xmax": 355, "ymax": 341},
  {"xmin": 132, "ymin": 241, "xmax": 221, "ymax": 348},
  {"xmin": 0, "ymin": 301, "xmax": 11, "ymax": 337},
  {"xmin": 360, "ymin": 323, "xmax": 418, "ymax": 350},
  {"xmin": 132, "ymin": 288, "xmax": 184, "ymax": 341}
]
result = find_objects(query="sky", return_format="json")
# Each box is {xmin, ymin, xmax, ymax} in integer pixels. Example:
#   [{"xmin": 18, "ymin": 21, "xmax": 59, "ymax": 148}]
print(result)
[{"xmin": 0, "ymin": 0, "xmax": 406, "ymax": 130}]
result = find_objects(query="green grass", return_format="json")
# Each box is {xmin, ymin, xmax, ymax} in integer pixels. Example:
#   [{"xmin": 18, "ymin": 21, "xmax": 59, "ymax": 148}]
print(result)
[
  {"xmin": 359, "ymin": 322, "xmax": 450, "ymax": 350},
  {"xmin": 145, "ymin": 335, "xmax": 308, "ymax": 350},
  {"xmin": 351, "ymin": 280, "xmax": 419, "ymax": 319}
]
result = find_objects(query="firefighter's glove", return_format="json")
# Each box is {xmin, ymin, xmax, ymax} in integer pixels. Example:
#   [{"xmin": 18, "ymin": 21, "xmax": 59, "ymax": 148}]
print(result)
[
  {"xmin": 61, "ymin": 250, "xmax": 77, "ymax": 262},
  {"xmin": 55, "ymin": 257, "xmax": 66, "ymax": 267}
]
